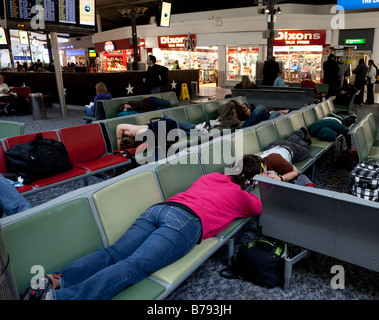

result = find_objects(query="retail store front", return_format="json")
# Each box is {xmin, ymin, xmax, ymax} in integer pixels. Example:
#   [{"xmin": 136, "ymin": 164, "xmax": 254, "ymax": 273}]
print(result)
[
  {"xmin": 273, "ymin": 30, "xmax": 326, "ymax": 83},
  {"xmin": 94, "ymin": 39, "xmax": 145, "ymax": 72},
  {"xmin": 226, "ymin": 46, "xmax": 259, "ymax": 82},
  {"xmin": 151, "ymin": 34, "xmax": 219, "ymax": 85}
]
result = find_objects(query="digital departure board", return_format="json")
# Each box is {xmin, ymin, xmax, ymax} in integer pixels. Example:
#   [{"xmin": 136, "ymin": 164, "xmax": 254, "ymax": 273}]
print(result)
[{"xmin": 4, "ymin": 0, "xmax": 96, "ymax": 34}]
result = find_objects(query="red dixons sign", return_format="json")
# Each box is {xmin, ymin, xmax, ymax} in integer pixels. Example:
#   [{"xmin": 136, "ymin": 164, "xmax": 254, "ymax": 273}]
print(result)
[
  {"xmin": 158, "ymin": 34, "xmax": 196, "ymax": 49},
  {"xmin": 273, "ymin": 30, "xmax": 326, "ymax": 46}
]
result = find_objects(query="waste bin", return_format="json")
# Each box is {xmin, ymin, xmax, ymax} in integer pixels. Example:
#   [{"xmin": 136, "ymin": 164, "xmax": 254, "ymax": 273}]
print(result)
[
  {"xmin": 0, "ymin": 226, "xmax": 19, "ymax": 300},
  {"xmin": 29, "ymin": 93, "xmax": 46, "ymax": 120},
  {"xmin": 190, "ymin": 81, "xmax": 199, "ymax": 98}
]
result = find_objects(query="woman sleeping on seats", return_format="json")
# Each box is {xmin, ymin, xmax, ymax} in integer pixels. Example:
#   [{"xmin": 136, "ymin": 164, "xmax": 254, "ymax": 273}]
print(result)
[{"xmin": 22, "ymin": 154, "xmax": 263, "ymax": 300}]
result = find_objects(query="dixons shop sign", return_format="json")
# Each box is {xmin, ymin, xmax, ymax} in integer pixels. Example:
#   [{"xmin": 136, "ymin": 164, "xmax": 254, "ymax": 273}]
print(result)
[
  {"xmin": 273, "ymin": 30, "xmax": 326, "ymax": 46},
  {"xmin": 158, "ymin": 34, "xmax": 196, "ymax": 49}
]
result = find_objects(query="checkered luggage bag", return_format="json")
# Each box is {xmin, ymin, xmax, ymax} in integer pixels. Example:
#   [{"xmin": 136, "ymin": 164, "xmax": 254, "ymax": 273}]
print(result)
[{"xmin": 349, "ymin": 160, "xmax": 379, "ymax": 201}]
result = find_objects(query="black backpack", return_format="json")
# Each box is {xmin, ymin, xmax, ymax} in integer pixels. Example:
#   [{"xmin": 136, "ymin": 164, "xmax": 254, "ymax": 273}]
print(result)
[
  {"xmin": 5, "ymin": 133, "xmax": 73, "ymax": 183},
  {"xmin": 159, "ymin": 65, "xmax": 169, "ymax": 85},
  {"xmin": 220, "ymin": 236, "xmax": 285, "ymax": 288}
]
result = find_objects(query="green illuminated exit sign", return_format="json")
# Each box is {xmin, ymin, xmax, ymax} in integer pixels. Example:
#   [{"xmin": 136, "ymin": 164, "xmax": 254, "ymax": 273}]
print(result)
[{"xmin": 345, "ymin": 39, "xmax": 366, "ymax": 45}]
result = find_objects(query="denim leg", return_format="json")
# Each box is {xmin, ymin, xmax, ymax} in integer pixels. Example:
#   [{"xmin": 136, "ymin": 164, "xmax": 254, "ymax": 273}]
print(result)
[
  {"xmin": 269, "ymin": 111, "xmax": 281, "ymax": 120},
  {"xmin": 241, "ymin": 105, "xmax": 269, "ymax": 128},
  {"xmin": 149, "ymin": 96, "xmax": 171, "ymax": 109},
  {"xmin": 51, "ymin": 205, "xmax": 202, "ymax": 300},
  {"xmin": 0, "ymin": 174, "xmax": 30, "ymax": 215},
  {"xmin": 164, "ymin": 115, "xmax": 195, "ymax": 136}
]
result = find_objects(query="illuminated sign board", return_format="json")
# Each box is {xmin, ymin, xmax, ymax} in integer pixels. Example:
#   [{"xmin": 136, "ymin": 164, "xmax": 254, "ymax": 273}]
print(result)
[
  {"xmin": 337, "ymin": 0, "xmax": 379, "ymax": 10},
  {"xmin": 19, "ymin": 30, "xmax": 29, "ymax": 45},
  {"xmin": 5, "ymin": 0, "xmax": 96, "ymax": 34},
  {"xmin": 0, "ymin": 28, "xmax": 7, "ymax": 45},
  {"xmin": 158, "ymin": 34, "xmax": 196, "ymax": 49},
  {"xmin": 160, "ymin": 2, "xmax": 171, "ymax": 28},
  {"xmin": 345, "ymin": 38, "xmax": 366, "ymax": 44},
  {"xmin": 273, "ymin": 30, "xmax": 326, "ymax": 46}
]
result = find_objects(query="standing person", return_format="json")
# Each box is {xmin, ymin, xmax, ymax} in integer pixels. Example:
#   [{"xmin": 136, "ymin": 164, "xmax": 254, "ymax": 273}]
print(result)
[
  {"xmin": 365, "ymin": 59, "xmax": 377, "ymax": 104},
  {"xmin": 142, "ymin": 55, "xmax": 168, "ymax": 94},
  {"xmin": 262, "ymin": 57, "xmax": 280, "ymax": 86},
  {"xmin": 84, "ymin": 82, "xmax": 112, "ymax": 123},
  {"xmin": 0, "ymin": 174, "xmax": 31, "ymax": 218},
  {"xmin": 22, "ymin": 155, "xmax": 263, "ymax": 300},
  {"xmin": 352, "ymin": 59, "xmax": 368, "ymax": 105},
  {"xmin": 323, "ymin": 54, "xmax": 339, "ymax": 98},
  {"xmin": 273, "ymin": 71, "xmax": 287, "ymax": 87}
]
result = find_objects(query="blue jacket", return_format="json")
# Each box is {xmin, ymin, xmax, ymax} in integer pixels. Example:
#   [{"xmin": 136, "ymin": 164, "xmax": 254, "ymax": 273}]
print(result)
[{"xmin": 92, "ymin": 92, "xmax": 112, "ymax": 112}]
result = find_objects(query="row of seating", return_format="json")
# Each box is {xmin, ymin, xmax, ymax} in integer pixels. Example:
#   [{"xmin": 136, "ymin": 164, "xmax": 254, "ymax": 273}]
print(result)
[
  {"xmin": 349, "ymin": 112, "xmax": 379, "ymax": 163},
  {"xmin": 0, "ymin": 97, "xmax": 348, "ymax": 299},
  {"xmin": 256, "ymin": 174, "xmax": 379, "ymax": 291},
  {"xmin": 0, "ymin": 123, "xmax": 131, "ymax": 195},
  {"xmin": 85, "ymin": 91, "xmax": 180, "ymax": 122}
]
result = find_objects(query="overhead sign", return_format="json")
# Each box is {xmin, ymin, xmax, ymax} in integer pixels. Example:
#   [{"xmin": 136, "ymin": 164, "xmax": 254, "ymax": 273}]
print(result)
[
  {"xmin": 273, "ymin": 30, "xmax": 326, "ymax": 46},
  {"xmin": 345, "ymin": 38, "xmax": 366, "ymax": 45},
  {"xmin": 158, "ymin": 34, "xmax": 196, "ymax": 49},
  {"xmin": 337, "ymin": 0, "xmax": 379, "ymax": 10},
  {"xmin": 0, "ymin": 28, "xmax": 7, "ymax": 45}
]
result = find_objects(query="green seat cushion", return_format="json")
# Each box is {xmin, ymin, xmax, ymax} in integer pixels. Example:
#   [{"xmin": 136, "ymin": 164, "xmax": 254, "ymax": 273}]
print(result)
[
  {"xmin": 93, "ymin": 171, "xmax": 163, "ymax": 245},
  {"xmin": 2, "ymin": 198, "xmax": 103, "ymax": 293},
  {"xmin": 111, "ymin": 278, "xmax": 166, "ymax": 300},
  {"xmin": 150, "ymin": 238, "xmax": 218, "ymax": 284},
  {"xmin": 216, "ymin": 217, "xmax": 251, "ymax": 239}
]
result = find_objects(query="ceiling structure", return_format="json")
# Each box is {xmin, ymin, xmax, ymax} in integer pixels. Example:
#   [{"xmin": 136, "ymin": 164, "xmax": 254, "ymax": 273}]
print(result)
[{"xmin": 96, "ymin": 0, "xmax": 337, "ymax": 32}]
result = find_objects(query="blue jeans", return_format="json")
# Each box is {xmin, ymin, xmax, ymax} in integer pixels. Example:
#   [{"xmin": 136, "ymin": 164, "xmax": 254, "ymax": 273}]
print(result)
[
  {"xmin": 50, "ymin": 204, "xmax": 202, "ymax": 300},
  {"xmin": 84, "ymin": 106, "xmax": 94, "ymax": 124},
  {"xmin": 0, "ymin": 174, "xmax": 30, "ymax": 216},
  {"xmin": 241, "ymin": 105, "xmax": 281, "ymax": 128},
  {"xmin": 149, "ymin": 96, "xmax": 171, "ymax": 110},
  {"xmin": 164, "ymin": 115, "xmax": 195, "ymax": 136}
]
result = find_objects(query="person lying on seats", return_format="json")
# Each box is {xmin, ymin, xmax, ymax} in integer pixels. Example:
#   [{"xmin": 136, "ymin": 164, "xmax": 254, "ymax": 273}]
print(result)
[
  {"xmin": 333, "ymin": 84, "xmax": 357, "ymax": 107},
  {"xmin": 256, "ymin": 128, "xmax": 312, "ymax": 182},
  {"xmin": 0, "ymin": 173, "xmax": 30, "ymax": 218},
  {"xmin": 209, "ymin": 100, "xmax": 286, "ymax": 129},
  {"xmin": 116, "ymin": 115, "xmax": 209, "ymax": 151},
  {"xmin": 308, "ymin": 114, "xmax": 357, "ymax": 150},
  {"xmin": 22, "ymin": 154, "xmax": 263, "ymax": 300}
]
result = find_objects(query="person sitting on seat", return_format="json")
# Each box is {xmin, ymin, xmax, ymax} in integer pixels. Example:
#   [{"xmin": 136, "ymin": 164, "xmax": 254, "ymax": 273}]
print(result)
[
  {"xmin": 234, "ymin": 75, "xmax": 257, "ymax": 89},
  {"xmin": 301, "ymin": 73, "xmax": 319, "ymax": 100},
  {"xmin": 22, "ymin": 154, "xmax": 263, "ymax": 300},
  {"xmin": 273, "ymin": 71, "xmax": 287, "ymax": 87},
  {"xmin": 84, "ymin": 82, "xmax": 112, "ymax": 123},
  {"xmin": 256, "ymin": 128, "xmax": 312, "ymax": 182},
  {"xmin": 0, "ymin": 173, "xmax": 31, "ymax": 218},
  {"xmin": 333, "ymin": 84, "xmax": 357, "ymax": 107}
]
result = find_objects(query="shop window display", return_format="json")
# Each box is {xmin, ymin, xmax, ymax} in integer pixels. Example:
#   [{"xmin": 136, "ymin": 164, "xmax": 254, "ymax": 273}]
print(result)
[
  {"xmin": 226, "ymin": 47, "xmax": 259, "ymax": 82},
  {"xmin": 274, "ymin": 46, "xmax": 323, "ymax": 83}
]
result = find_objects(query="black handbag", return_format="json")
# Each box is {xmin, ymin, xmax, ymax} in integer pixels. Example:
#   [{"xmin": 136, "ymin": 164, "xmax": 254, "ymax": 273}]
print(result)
[
  {"xmin": 220, "ymin": 236, "xmax": 285, "ymax": 288},
  {"xmin": 5, "ymin": 133, "xmax": 73, "ymax": 183}
]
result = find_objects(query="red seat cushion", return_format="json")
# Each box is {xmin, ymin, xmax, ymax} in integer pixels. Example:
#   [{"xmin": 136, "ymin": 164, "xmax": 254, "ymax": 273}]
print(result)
[
  {"xmin": 30, "ymin": 167, "xmax": 87, "ymax": 188},
  {"xmin": 5, "ymin": 131, "xmax": 59, "ymax": 149},
  {"xmin": 16, "ymin": 185, "xmax": 34, "ymax": 193},
  {"xmin": 0, "ymin": 143, "xmax": 7, "ymax": 173},
  {"xmin": 73, "ymin": 155, "xmax": 129, "ymax": 172},
  {"xmin": 59, "ymin": 124, "xmax": 106, "ymax": 163}
]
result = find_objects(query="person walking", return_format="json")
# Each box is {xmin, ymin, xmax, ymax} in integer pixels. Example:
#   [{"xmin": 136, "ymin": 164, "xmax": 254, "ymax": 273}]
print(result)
[
  {"xmin": 323, "ymin": 54, "xmax": 339, "ymax": 98},
  {"xmin": 365, "ymin": 59, "xmax": 377, "ymax": 104},
  {"xmin": 142, "ymin": 55, "xmax": 168, "ymax": 94},
  {"xmin": 352, "ymin": 59, "xmax": 368, "ymax": 105}
]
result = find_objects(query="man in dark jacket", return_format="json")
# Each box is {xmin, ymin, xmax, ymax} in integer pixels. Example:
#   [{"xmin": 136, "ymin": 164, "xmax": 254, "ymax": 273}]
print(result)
[
  {"xmin": 262, "ymin": 57, "xmax": 280, "ymax": 86},
  {"xmin": 142, "ymin": 55, "xmax": 168, "ymax": 94},
  {"xmin": 323, "ymin": 54, "xmax": 339, "ymax": 98},
  {"xmin": 352, "ymin": 59, "xmax": 368, "ymax": 105}
]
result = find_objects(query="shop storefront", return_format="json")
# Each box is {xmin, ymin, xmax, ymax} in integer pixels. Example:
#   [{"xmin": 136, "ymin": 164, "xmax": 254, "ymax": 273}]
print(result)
[
  {"xmin": 273, "ymin": 30, "xmax": 326, "ymax": 83},
  {"xmin": 94, "ymin": 38, "xmax": 145, "ymax": 72},
  {"xmin": 152, "ymin": 34, "xmax": 218, "ymax": 84},
  {"xmin": 226, "ymin": 46, "xmax": 259, "ymax": 82}
]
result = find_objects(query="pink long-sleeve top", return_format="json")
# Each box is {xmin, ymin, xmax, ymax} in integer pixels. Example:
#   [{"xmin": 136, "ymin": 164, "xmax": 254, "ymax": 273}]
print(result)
[{"xmin": 167, "ymin": 172, "xmax": 262, "ymax": 239}]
